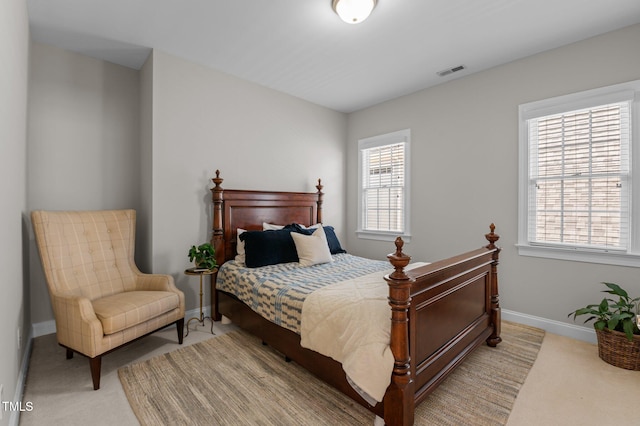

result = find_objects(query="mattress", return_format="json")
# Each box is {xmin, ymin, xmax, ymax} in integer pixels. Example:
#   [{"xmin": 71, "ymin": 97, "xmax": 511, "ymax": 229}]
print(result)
[{"xmin": 215, "ymin": 253, "xmax": 391, "ymax": 333}]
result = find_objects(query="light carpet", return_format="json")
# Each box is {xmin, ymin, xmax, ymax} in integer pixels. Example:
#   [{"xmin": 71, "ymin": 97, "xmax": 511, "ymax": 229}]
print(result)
[{"xmin": 118, "ymin": 322, "xmax": 544, "ymax": 425}]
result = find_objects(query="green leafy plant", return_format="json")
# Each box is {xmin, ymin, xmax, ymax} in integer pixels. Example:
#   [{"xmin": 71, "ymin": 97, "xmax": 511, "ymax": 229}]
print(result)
[
  {"xmin": 569, "ymin": 282, "xmax": 640, "ymax": 341},
  {"xmin": 188, "ymin": 243, "xmax": 217, "ymax": 270}
]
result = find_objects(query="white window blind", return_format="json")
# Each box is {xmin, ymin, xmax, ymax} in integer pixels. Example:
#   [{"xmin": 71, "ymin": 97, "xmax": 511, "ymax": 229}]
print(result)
[
  {"xmin": 518, "ymin": 79, "xmax": 640, "ymax": 266},
  {"xmin": 528, "ymin": 102, "xmax": 630, "ymax": 250},
  {"xmin": 357, "ymin": 129, "xmax": 410, "ymax": 241},
  {"xmin": 362, "ymin": 142, "xmax": 405, "ymax": 232}
]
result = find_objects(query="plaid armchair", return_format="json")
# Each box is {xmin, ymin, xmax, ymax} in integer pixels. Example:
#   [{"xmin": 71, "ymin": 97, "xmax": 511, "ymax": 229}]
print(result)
[{"xmin": 31, "ymin": 209, "xmax": 185, "ymax": 390}]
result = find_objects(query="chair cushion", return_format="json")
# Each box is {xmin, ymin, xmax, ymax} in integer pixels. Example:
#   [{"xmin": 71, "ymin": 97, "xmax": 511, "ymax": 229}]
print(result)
[{"xmin": 92, "ymin": 291, "xmax": 180, "ymax": 335}]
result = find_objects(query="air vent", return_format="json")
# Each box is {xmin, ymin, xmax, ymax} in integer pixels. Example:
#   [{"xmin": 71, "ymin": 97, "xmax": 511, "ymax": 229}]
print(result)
[{"xmin": 437, "ymin": 65, "xmax": 466, "ymax": 77}]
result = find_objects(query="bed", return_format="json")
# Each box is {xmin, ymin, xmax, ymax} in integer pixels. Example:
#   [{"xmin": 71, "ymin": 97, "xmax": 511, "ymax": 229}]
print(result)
[{"xmin": 208, "ymin": 170, "xmax": 502, "ymax": 426}]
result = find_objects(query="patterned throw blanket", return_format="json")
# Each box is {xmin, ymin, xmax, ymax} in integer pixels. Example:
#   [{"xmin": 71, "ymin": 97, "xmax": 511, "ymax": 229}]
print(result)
[{"xmin": 215, "ymin": 253, "xmax": 391, "ymax": 334}]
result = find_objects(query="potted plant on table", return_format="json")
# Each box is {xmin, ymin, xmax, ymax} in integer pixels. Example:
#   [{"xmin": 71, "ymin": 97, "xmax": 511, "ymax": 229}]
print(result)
[
  {"xmin": 188, "ymin": 243, "xmax": 217, "ymax": 271},
  {"xmin": 568, "ymin": 282, "xmax": 640, "ymax": 370}
]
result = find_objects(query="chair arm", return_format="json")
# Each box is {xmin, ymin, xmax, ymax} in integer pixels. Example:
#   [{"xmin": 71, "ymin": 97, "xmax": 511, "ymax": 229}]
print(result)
[
  {"xmin": 51, "ymin": 293, "xmax": 100, "ymax": 323},
  {"xmin": 135, "ymin": 273, "xmax": 177, "ymax": 291},
  {"xmin": 50, "ymin": 293, "xmax": 104, "ymax": 356},
  {"xmin": 135, "ymin": 273, "xmax": 185, "ymax": 313}
]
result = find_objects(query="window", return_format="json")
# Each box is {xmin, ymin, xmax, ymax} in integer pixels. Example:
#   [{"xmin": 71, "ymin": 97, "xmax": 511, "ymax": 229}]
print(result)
[
  {"xmin": 518, "ymin": 80, "xmax": 640, "ymax": 266},
  {"xmin": 357, "ymin": 129, "xmax": 410, "ymax": 241}
]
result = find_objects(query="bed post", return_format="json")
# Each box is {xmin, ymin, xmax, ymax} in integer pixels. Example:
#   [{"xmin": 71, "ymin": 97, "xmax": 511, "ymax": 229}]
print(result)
[
  {"xmin": 485, "ymin": 223, "xmax": 502, "ymax": 347},
  {"xmin": 384, "ymin": 237, "xmax": 414, "ymax": 426},
  {"xmin": 210, "ymin": 170, "xmax": 224, "ymax": 321},
  {"xmin": 315, "ymin": 178, "xmax": 323, "ymax": 224}
]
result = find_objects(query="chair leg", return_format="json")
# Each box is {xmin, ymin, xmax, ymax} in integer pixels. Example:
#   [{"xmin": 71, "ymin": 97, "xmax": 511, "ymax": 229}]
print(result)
[
  {"xmin": 89, "ymin": 356, "xmax": 102, "ymax": 390},
  {"xmin": 177, "ymin": 318, "xmax": 184, "ymax": 344},
  {"xmin": 66, "ymin": 348, "xmax": 74, "ymax": 359}
]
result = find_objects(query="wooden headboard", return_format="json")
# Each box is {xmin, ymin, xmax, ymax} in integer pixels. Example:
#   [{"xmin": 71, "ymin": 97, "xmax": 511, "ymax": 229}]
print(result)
[{"xmin": 210, "ymin": 170, "xmax": 324, "ymax": 266}]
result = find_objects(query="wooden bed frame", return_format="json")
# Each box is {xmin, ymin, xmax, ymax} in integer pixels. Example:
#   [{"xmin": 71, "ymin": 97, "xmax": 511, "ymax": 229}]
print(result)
[{"xmin": 208, "ymin": 170, "xmax": 501, "ymax": 426}]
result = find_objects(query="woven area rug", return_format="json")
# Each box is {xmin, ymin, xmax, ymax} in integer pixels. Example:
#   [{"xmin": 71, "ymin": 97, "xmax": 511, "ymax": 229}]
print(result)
[{"xmin": 119, "ymin": 321, "xmax": 544, "ymax": 425}]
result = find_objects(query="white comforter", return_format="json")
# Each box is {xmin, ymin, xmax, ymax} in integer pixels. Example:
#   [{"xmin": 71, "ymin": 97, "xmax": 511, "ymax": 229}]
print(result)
[{"xmin": 300, "ymin": 263, "xmax": 425, "ymax": 403}]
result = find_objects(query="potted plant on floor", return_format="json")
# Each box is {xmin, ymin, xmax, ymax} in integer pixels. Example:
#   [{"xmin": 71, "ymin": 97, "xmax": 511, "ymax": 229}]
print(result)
[
  {"xmin": 188, "ymin": 242, "xmax": 217, "ymax": 271},
  {"xmin": 569, "ymin": 282, "xmax": 640, "ymax": 370}
]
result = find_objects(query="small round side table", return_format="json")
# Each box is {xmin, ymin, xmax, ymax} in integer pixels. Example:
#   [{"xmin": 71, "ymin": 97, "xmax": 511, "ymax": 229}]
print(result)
[{"xmin": 184, "ymin": 267, "xmax": 217, "ymax": 336}]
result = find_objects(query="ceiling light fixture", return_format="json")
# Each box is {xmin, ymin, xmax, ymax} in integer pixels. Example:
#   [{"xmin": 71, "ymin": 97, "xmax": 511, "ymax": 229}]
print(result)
[{"xmin": 332, "ymin": 0, "xmax": 377, "ymax": 24}]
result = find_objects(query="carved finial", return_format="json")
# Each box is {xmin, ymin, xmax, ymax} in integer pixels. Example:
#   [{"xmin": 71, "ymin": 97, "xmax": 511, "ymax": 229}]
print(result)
[
  {"xmin": 387, "ymin": 237, "xmax": 411, "ymax": 280},
  {"xmin": 485, "ymin": 223, "xmax": 500, "ymax": 249},
  {"xmin": 316, "ymin": 178, "xmax": 323, "ymax": 193},
  {"xmin": 212, "ymin": 169, "xmax": 223, "ymax": 189},
  {"xmin": 394, "ymin": 236, "xmax": 404, "ymax": 254}
]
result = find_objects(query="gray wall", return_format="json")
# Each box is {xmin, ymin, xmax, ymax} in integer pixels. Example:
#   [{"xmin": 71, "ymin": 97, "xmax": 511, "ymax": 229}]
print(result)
[
  {"xmin": 346, "ymin": 24, "xmax": 640, "ymax": 333},
  {"xmin": 145, "ymin": 50, "xmax": 347, "ymax": 312},
  {"xmin": 27, "ymin": 42, "xmax": 141, "ymax": 325},
  {"xmin": 0, "ymin": 0, "xmax": 29, "ymax": 424},
  {"xmin": 26, "ymin": 45, "xmax": 347, "ymax": 327}
]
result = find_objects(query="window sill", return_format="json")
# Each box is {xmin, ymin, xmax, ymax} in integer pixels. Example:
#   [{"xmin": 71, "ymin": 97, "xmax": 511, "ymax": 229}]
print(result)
[
  {"xmin": 356, "ymin": 230, "xmax": 412, "ymax": 243},
  {"xmin": 516, "ymin": 243, "xmax": 640, "ymax": 267}
]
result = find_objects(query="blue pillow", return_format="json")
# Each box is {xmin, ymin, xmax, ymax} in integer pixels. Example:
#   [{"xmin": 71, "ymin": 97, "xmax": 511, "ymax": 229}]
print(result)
[
  {"xmin": 284, "ymin": 224, "xmax": 347, "ymax": 255},
  {"xmin": 240, "ymin": 229, "xmax": 299, "ymax": 268}
]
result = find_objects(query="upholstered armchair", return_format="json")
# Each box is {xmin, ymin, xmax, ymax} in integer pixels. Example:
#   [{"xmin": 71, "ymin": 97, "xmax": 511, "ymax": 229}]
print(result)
[{"xmin": 31, "ymin": 209, "xmax": 185, "ymax": 390}]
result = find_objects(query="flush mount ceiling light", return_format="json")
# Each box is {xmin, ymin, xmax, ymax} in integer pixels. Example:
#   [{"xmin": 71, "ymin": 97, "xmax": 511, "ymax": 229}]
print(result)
[{"xmin": 332, "ymin": 0, "xmax": 377, "ymax": 24}]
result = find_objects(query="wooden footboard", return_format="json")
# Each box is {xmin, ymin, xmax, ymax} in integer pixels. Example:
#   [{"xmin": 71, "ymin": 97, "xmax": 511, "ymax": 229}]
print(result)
[
  {"xmin": 208, "ymin": 170, "xmax": 501, "ymax": 426},
  {"xmin": 384, "ymin": 228, "xmax": 501, "ymax": 425}
]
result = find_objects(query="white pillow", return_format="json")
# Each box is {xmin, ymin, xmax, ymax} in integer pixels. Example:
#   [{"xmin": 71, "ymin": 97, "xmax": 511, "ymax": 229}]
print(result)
[
  {"xmin": 235, "ymin": 228, "xmax": 246, "ymax": 264},
  {"xmin": 263, "ymin": 222, "xmax": 284, "ymax": 230},
  {"xmin": 290, "ymin": 226, "xmax": 333, "ymax": 267}
]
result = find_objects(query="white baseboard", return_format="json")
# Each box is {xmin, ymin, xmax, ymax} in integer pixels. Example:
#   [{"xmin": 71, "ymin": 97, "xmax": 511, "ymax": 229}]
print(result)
[
  {"xmin": 184, "ymin": 306, "xmax": 212, "ymax": 322},
  {"xmin": 32, "ymin": 320, "xmax": 56, "ymax": 338},
  {"xmin": 502, "ymin": 309, "xmax": 597, "ymax": 344}
]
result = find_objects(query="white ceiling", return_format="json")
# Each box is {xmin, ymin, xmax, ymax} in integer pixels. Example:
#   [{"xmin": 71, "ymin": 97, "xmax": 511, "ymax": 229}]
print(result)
[{"xmin": 27, "ymin": 0, "xmax": 640, "ymax": 113}]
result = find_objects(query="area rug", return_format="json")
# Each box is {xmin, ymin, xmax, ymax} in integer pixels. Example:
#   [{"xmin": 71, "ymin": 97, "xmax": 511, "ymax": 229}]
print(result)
[{"xmin": 118, "ymin": 321, "xmax": 544, "ymax": 425}]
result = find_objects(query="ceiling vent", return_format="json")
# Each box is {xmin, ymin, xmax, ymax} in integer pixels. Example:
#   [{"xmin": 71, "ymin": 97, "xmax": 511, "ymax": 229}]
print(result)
[{"xmin": 437, "ymin": 65, "xmax": 466, "ymax": 77}]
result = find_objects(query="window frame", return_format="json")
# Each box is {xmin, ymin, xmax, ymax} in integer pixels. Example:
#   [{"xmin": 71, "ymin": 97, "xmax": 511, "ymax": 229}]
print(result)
[
  {"xmin": 517, "ymin": 80, "xmax": 640, "ymax": 267},
  {"xmin": 356, "ymin": 129, "xmax": 411, "ymax": 242}
]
